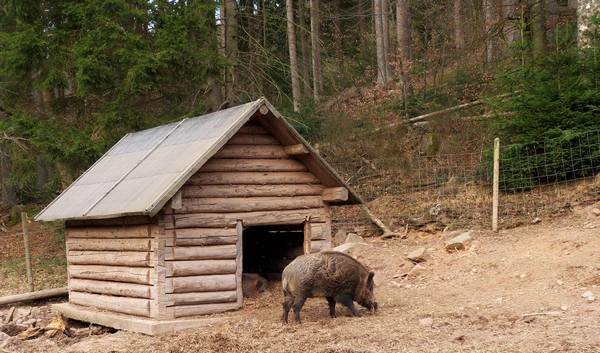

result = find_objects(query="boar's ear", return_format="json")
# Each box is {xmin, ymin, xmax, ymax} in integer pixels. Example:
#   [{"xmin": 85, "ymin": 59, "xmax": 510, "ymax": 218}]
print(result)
[{"xmin": 367, "ymin": 272, "xmax": 375, "ymax": 289}]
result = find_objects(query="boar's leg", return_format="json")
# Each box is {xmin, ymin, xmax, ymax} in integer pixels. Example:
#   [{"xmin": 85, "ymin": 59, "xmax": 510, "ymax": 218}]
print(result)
[
  {"xmin": 326, "ymin": 297, "xmax": 336, "ymax": 318},
  {"xmin": 335, "ymin": 294, "xmax": 359, "ymax": 317},
  {"xmin": 282, "ymin": 293, "xmax": 294, "ymax": 324},
  {"xmin": 292, "ymin": 296, "xmax": 307, "ymax": 323}
]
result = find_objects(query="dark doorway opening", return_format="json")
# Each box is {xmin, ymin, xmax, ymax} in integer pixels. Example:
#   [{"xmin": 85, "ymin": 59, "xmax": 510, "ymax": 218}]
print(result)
[{"xmin": 243, "ymin": 224, "xmax": 304, "ymax": 280}]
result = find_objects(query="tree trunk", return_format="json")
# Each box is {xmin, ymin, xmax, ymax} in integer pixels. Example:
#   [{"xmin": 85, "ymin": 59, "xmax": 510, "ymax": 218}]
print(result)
[
  {"xmin": 375, "ymin": 0, "xmax": 389, "ymax": 85},
  {"xmin": 0, "ymin": 145, "xmax": 16, "ymax": 207},
  {"xmin": 382, "ymin": 0, "xmax": 391, "ymax": 80},
  {"xmin": 224, "ymin": 0, "xmax": 239, "ymax": 103},
  {"xmin": 357, "ymin": 0, "xmax": 368, "ymax": 49},
  {"xmin": 577, "ymin": 0, "xmax": 600, "ymax": 47},
  {"xmin": 286, "ymin": 0, "xmax": 301, "ymax": 112},
  {"xmin": 484, "ymin": 0, "xmax": 499, "ymax": 64},
  {"xmin": 453, "ymin": 0, "xmax": 464, "ymax": 50},
  {"xmin": 333, "ymin": 0, "xmax": 343, "ymax": 63},
  {"xmin": 502, "ymin": 0, "xmax": 519, "ymax": 46},
  {"xmin": 396, "ymin": 0, "xmax": 411, "ymax": 63},
  {"xmin": 531, "ymin": 0, "xmax": 547, "ymax": 55},
  {"xmin": 309, "ymin": 0, "xmax": 322, "ymax": 101},
  {"xmin": 298, "ymin": 0, "xmax": 312, "ymax": 97}
]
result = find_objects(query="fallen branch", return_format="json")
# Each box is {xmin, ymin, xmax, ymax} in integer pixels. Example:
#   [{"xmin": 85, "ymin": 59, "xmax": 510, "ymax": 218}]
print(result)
[
  {"xmin": 0, "ymin": 287, "xmax": 68, "ymax": 306},
  {"xmin": 330, "ymin": 93, "xmax": 515, "ymax": 143},
  {"xmin": 360, "ymin": 204, "xmax": 398, "ymax": 239}
]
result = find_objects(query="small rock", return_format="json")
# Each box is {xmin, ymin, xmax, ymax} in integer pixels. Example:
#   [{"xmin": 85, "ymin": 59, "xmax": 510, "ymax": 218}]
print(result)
[
  {"xmin": 392, "ymin": 273, "xmax": 408, "ymax": 279},
  {"xmin": 556, "ymin": 280, "xmax": 564, "ymax": 286},
  {"xmin": 21, "ymin": 319, "xmax": 36, "ymax": 327},
  {"xmin": 560, "ymin": 305, "xmax": 568, "ymax": 311},
  {"xmin": 519, "ymin": 274, "xmax": 527, "ymax": 279},
  {"xmin": 345, "ymin": 233, "xmax": 366, "ymax": 244},
  {"xmin": 531, "ymin": 217, "xmax": 542, "ymax": 224},
  {"xmin": 332, "ymin": 242, "xmax": 369, "ymax": 254},
  {"xmin": 582, "ymin": 291, "xmax": 595, "ymax": 302},
  {"xmin": 591, "ymin": 208, "xmax": 600, "ymax": 216},
  {"xmin": 0, "ymin": 331, "xmax": 9, "ymax": 342},
  {"xmin": 407, "ymin": 247, "xmax": 427, "ymax": 263},
  {"xmin": 407, "ymin": 264, "xmax": 426, "ymax": 279},
  {"xmin": 445, "ymin": 231, "xmax": 473, "ymax": 252},
  {"xmin": 419, "ymin": 317, "xmax": 433, "ymax": 327},
  {"xmin": 429, "ymin": 204, "xmax": 441, "ymax": 216}
]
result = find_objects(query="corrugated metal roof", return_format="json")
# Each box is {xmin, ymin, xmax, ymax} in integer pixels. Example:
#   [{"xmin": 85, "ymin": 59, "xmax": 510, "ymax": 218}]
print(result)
[{"xmin": 36, "ymin": 98, "xmax": 361, "ymax": 221}]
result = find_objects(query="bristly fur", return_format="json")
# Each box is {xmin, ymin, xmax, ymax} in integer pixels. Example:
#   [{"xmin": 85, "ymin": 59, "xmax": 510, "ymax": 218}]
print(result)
[{"xmin": 281, "ymin": 251, "xmax": 377, "ymax": 323}]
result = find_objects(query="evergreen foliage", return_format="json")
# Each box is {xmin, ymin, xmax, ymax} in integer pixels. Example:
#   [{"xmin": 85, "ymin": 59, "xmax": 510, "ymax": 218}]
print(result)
[
  {"xmin": 489, "ymin": 21, "xmax": 600, "ymax": 191},
  {"xmin": 0, "ymin": 0, "xmax": 224, "ymax": 201}
]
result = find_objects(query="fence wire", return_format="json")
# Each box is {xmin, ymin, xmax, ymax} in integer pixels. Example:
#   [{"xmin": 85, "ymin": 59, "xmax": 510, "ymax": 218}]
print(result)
[
  {"xmin": 330, "ymin": 130, "xmax": 600, "ymax": 232},
  {"xmin": 0, "ymin": 219, "xmax": 67, "ymax": 296},
  {"xmin": 497, "ymin": 130, "xmax": 600, "ymax": 226},
  {"xmin": 331, "ymin": 151, "xmax": 494, "ymax": 232}
]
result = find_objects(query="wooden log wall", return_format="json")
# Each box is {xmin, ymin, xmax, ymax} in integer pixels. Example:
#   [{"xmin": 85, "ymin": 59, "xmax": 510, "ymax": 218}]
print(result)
[
  {"xmin": 65, "ymin": 224, "xmax": 156, "ymax": 318},
  {"xmin": 160, "ymin": 121, "xmax": 333, "ymax": 318}
]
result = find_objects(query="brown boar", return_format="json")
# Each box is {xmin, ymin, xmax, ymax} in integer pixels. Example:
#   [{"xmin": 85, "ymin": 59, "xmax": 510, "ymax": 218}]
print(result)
[{"xmin": 281, "ymin": 251, "xmax": 377, "ymax": 323}]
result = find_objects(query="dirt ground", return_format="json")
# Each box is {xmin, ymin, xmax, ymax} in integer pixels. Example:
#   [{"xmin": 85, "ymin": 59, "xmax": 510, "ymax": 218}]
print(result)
[{"xmin": 3, "ymin": 203, "xmax": 600, "ymax": 353}]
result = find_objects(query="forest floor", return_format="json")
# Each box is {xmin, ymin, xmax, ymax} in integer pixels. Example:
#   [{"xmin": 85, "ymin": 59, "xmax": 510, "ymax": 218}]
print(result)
[{"xmin": 2, "ymin": 203, "xmax": 600, "ymax": 353}]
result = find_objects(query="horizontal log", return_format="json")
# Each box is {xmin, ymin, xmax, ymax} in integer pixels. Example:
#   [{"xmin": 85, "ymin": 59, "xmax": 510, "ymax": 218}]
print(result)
[
  {"xmin": 181, "ymin": 184, "xmax": 324, "ymax": 198},
  {"xmin": 67, "ymin": 225, "xmax": 150, "ymax": 238},
  {"xmin": 173, "ymin": 302, "xmax": 239, "ymax": 318},
  {"xmin": 178, "ymin": 196, "xmax": 324, "ymax": 213},
  {"xmin": 283, "ymin": 144, "xmax": 309, "ymax": 155},
  {"xmin": 68, "ymin": 251, "xmax": 150, "ymax": 267},
  {"xmin": 70, "ymin": 291, "xmax": 150, "ymax": 317},
  {"xmin": 175, "ymin": 228, "xmax": 237, "ymax": 238},
  {"xmin": 0, "ymin": 287, "xmax": 67, "ymax": 306},
  {"xmin": 228, "ymin": 134, "xmax": 279, "ymax": 145},
  {"xmin": 69, "ymin": 279, "xmax": 152, "ymax": 299},
  {"xmin": 199, "ymin": 159, "xmax": 307, "ymax": 172},
  {"xmin": 168, "ymin": 274, "xmax": 237, "ymax": 293},
  {"xmin": 214, "ymin": 145, "xmax": 287, "ymax": 159},
  {"xmin": 310, "ymin": 223, "xmax": 326, "ymax": 240},
  {"xmin": 238, "ymin": 124, "xmax": 268, "ymax": 134},
  {"xmin": 69, "ymin": 265, "xmax": 153, "ymax": 285},
  {"xmin": 166, "ymin": 245, "xmax": 237, "ymax": 261},
  {"xmin": 175, "ymin": 208, "xmax": 328, "ymax": 228},
  {"xmin": 188, "ymin": 172, "xmax": 319, "ymax": 185},
  {"xmin": 321, "ymin": 187, "xmax": 349, "ymax": 202},
  {"xmin": 176, "ymin": 236, "xmax": 238, "ymax": 246},
  {"xmin": 169, "ymin": 291, "xmax": 237, "ymax": 306},
  {"xmin": 67, "ymin": 238, "xmax": 151, "ymax": 251},
  {"xmin": 166, "ymin": 260, "xmax": 237, "ymax": 277}
]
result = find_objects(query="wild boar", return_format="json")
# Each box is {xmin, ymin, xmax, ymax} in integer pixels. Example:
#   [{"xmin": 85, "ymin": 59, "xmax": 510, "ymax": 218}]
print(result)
[{"xmin": 281, "ymin": 251, "xmax": 377, "ymax": 323}]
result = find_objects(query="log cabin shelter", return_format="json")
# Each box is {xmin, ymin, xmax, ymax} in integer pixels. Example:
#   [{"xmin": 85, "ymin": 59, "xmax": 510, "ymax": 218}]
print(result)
[{"xmin": 35, "ymin": 98, "xmax": 362, "ymax": 335}]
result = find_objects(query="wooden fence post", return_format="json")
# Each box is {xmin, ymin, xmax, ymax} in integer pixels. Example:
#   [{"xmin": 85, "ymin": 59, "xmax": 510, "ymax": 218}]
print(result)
[
  {"xmin": 492, "ymin": 138, "xmax": 500, "ymax": 232},
  {"xmin": 21, "ymin": 212, "xmax": 34, "ymax": 292}
]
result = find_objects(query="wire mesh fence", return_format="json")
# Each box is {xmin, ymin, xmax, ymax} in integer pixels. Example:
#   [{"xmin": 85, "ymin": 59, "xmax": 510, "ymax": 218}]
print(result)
[
  {"xmin": 331, "ymin": 150, "xmax": 494, "ymax": 232},
  {"xmin": 0, "ymin": 216, "xmax": 67, "ymax": 296},
  {"xmin": 330, "ymin": 130, "xmax": 600, "ymax": 232},
  {"xmin": 497, "ymin": 130, "xmax": 600, "ymax": 227}
]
